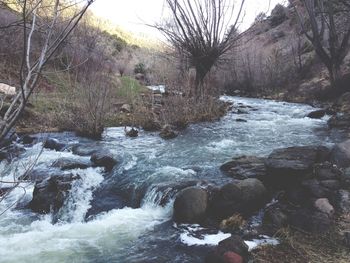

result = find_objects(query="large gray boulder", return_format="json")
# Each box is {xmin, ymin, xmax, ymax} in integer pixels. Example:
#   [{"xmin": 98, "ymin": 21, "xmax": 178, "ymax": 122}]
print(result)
[
  {"xmin": 173, "ymin": 187, "xmax": 208, "ymax": 223},
  {"xmin": 264, "ymin": 146, "xmax": 330, "ymax": 189},
  {"xmin": 331, "ymin": 140, "xmax": 350, "ymax": 168},
  {"xmin": 90, "ymin": 151, "xmax": 118, "ymax": 172},
  {"xmin": 209, "ymin": 179, "xmax": 267, "ymax": 220},
  {"xmin": 29, "ymin": 174, "xmax": 80, "ymax": 214},
  {"xmin": 220, "ymin": 156, "xmax": 266, "ymax": 179}
]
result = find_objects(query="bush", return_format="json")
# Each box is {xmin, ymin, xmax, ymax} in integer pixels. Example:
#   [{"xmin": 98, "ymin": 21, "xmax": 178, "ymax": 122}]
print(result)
[
  {"xmin": 134, "ymin": 62, "xmax": 146, "ymax": 75},
  {"xmin": 270, "ymin": 4, "xmax": 288, "ymax": 27}
]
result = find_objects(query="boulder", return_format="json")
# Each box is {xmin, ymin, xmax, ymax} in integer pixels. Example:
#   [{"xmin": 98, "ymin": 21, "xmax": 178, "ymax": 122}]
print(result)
[
  {"xmin": 314, "ymin": 198, "xmax": 334, "ymax": 217},
  {"xmin": 209, "ymin": 179, "xmax": 267, "ymax": 219},
  {"xmin": 90, "ymin": 151, "xmax": 118, "ymax": 172},
  {"xmin": 264, "ymin": 146, "xmax": 330, "ymax": 189},
  {"xmin": 314, "ymin": 162, "xmax": 342, "ymax": 180},
  {"xmin": 72, "ymin": 144, "xmax": 99, "ymax": 156},
  {"xmin": 301, "ymin": 179, "xmax": 331, "ymax": 199},
  {"xmin": 220, "ymin": 156, "xmax": 266, "ymax": 179},
  {"xmin": 0, "ymin": 83, "xmax": 16, "ymax": 95},
  {"xmin": 21, "ymin": 135, "xmax": 36, "ymax": 145},
  {"xmin": 51, "ymin": 158, "xmax": 92, "ymax": 170},
  {"xmin": 263, "ymin": 206, "xmax": 288, "ymax": 231},
  {"xmin": 223, "ymin": 252, "xmax": 243, "ymax": 263},
  {"xmin": 120, "ymin": 104, "xmax": 131, "ymax": 113},
  {"xmin": 18, "ymin": 168, "xmax": 49, "ymax": 182},
  {"xmin": 307, "ymin": 109, "xmax": 326, "ymax": 119},
  {"xmin": 125, "ymin": 127, "xmax": 139, "ymax": 138},
  {"xmin": 328, "ymin": 114, "xmax": 350, "ymax": 129},
  {"xmin": 173, "ymin": 187, "xmax": 208, "ymax": 223},
  {"xmin": 43, "ymin": 138, "xmax": 65, "ymax": 151},
  {"xmin": 331, "ymin": 140, "xmax": 350, "ymax": 168},
  {"xmin": 29, "ymin": 174, "xmax": 80, "ymax": 214},
  {"xmin": 205, "ymin": 236, "xmax": 248, "ymax": 263},
  {"xmin": 159, "ymin": 125, "xmax": 178, "ymax": 140},
  {"xmin": 320, "ymin": 180, "xmax": 340, "ymax": 190},
  {"xmin": 289, "ymin": 208, "xmax": 332, "ymax": 233}
]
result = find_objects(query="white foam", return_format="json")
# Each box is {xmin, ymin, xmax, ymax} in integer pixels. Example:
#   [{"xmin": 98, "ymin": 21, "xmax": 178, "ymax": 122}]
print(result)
[
  {"xmin": 180, "ymin": 231, "xmax": 231, "ymax": 246},
  {"xmin": 244, "ymin": 236, "xmax": 280, "ymax": 251}
]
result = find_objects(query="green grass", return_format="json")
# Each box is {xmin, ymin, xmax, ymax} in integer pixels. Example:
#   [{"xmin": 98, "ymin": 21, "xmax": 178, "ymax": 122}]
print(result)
[{"xmin": 117, "ymin": 76, "xmax": 149, "ymax": 100}]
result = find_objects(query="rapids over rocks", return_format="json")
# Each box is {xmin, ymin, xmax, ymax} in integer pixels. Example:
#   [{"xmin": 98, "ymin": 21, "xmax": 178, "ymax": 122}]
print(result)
[{"xmin": 0, "ymin": 97, "xmax": 343, "ymax": 263}]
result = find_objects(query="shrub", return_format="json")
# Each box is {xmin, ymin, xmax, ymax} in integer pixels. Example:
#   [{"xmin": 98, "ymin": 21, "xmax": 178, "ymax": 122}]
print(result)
[{"xmin": 134, "ymin": 62, "xmax": 146, "ymax": 75}]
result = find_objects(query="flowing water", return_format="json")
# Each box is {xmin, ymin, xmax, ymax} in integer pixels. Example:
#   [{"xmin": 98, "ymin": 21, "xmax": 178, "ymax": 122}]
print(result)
[{"xmin": 0, "ymin": 97, "xmax": 343, "ymax": 263}]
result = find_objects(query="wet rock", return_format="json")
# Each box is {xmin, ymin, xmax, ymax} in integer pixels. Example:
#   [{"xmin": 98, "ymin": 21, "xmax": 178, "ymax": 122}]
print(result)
[
  {"xmin": 159, "ymin": 125, "xmax": 177, "ymax": 140},
  {"xmin": 29, "ymin": 174, "xmax": 80, "ymax": 214},
  {"xmin": 220, "ymin": 156, "xmax": 266, "ymax": 179},
  {"xmin": 336, "ymin": 190, "xmax": 350, "ymax": 213},
  {"xmin": 235, "ymin": 119, "xmax": 247, "ymax": 122},
  {"xmin": 264, "ymin": 146, "xmax": 330, "ymax": 189},
  {"xmin": 314, "ymin": 162, "xmax": 342, "ymax": 180},
  {"xmin": 72, "ymin": 144, "xmax": 98, "ymax": 156},
  {"xmin": 314, "ymin": 198, "xmax": 334, "ymax": 217},
  {"xmin": 331, "ymin": 140, "xmax": 350, "ymax": 168},
  {"xmin": 236, "ymin": 109, "xmax": 248, "ymax": 114},
  {"xmin": 205, "ymin": 236, "xmax": 248, "ymax": 263},
  {"xmin": 18, "ymin": 168, "xmax": 49, "ymax": 182},
  {"xmin": 43, "ymin": 138, "xmax": 65, "ymax": 151},
  {"xmin": 223, "ymin": 252, "xmax": 243, "ymax": 263},
  {"xmin": 52, "ymin": 158, "xmax": 92, "ymax": 170},
  {"xmin": 328, "ymin": 114, "xmax": 350, "ymax": 129},
  {"xmin": 289, "ymin": 208, "xmax": 332, "ymax": 233},
  {"xmin": 120, "ymin": 104, "xmax": 131, "ymax": 113},
  {"xmin": 90, "ymin": 151, "xmax": 118, "ymax": 172},
  {"xmin": 173, "ymin": 187, "xmax": 208, "ymax": 223},
  {"xmin": 125, "ymin": 127, "xmax": 139, "ymax": 138},
  {"xmin": 302, "ymin": 179, "xmax": 330, "ymax": 198},
  {"xmin": 307, "ymin": 109, "xmax": 326, "ymax": 119},
  {"xmin": 263, "ymin": 206, "xmax": 288, "ymax": 231},
  {"xmin": 209, "ymin": 179, "xmax": 267, "ymax": 219},
  {"xmin": 21, "ymin": 135, "xmax": 36, "ymax": 145},
  {"xmin": 320, "ymin": 180, "xmax": 340, "ymax": 190},
  {"xmin": 0, "ymin": 144, "xmax": 25, "ymax": 162}
]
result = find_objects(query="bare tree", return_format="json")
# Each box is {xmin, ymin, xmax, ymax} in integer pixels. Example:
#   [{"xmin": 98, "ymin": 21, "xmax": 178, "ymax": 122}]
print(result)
[
  {"xmin": 293, "ymin": 0, "xmax": 350, "ymax": 87},
  {"xmin": 0, "ymin": 0, "xmax": 94, "ymax": 142},
  {"xmin": 156, "ymin": 0, "xmax": 245, "ymax": 97}
]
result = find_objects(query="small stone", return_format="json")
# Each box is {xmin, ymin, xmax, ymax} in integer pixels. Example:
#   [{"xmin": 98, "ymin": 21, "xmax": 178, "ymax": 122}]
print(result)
[{"xmin": 314, "ymin": 198, "xmax": 334, "ymax": 217}]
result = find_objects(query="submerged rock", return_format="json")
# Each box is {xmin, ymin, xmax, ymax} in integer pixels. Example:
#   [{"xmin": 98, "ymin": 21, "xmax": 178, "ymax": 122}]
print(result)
[
  {"xmin": 52, "ymin": 158, "xmax": 92, "ymax": 170},
  {"xmin": 307, "ymin": 109, "xmax": 326, "ymax": 119},
  {"xmin": 72, "ymin": 144, "xmax": 99, "ymax": 156},
  {"xmin": 43, "ymin": 138, "xmax": 65, "ymax": 151},
  {"xmin": 90, "ymin": 151, "xmax": 118, "ymax": 172},
  {"xmin": 125, "ymin": 127, "xmax": 139, "ymax": 138},
  {"xmin": 220, "ymin": 156, "xmax": 266, "ymax": 179},
  {"xmin": 29, "ymin": 174, "xmax": 80, "ymax": 214},
  {"xmin": 173, "ymin": 187, "xmax": 208, "ymax": 223},
  {"xmin": 21, "ymin": 135, "xmax": 36, "ymax": 145},
  {"xmin": 159, "ymin": 125, "xmax": 178, "ymax": 140}
]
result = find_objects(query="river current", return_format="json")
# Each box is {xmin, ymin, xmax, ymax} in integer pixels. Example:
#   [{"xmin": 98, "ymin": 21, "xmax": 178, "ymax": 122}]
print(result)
[{"xmin": 0, "ymin": 96, "xmax": 342, "ymax": 262}]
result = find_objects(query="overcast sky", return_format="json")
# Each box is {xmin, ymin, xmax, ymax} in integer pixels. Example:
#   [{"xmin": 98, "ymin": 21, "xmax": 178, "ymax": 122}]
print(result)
[{"xmin": 91, "ymin": 0, "xmax": 288, "ymax": 38}]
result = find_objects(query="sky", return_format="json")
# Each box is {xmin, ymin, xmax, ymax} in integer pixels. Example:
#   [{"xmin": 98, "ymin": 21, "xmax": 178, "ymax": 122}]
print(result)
[{"xmin": 91, "ymin": 0, "xmax": 288, "ymax": 38}]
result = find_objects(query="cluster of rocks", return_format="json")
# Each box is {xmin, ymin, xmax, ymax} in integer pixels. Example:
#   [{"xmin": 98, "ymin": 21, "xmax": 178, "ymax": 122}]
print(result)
[
  {"xmin": 20, "ymin": 139, "xmax": 119, "ymax": 217},
  {"xmin": 173, "ymin": 142, "xmax": 350, "ymax": 261}
]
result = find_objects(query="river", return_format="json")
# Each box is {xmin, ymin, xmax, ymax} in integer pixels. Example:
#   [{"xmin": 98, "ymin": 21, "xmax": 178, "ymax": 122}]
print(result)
[{"xmin": 0, "ymin": 96, "xmax": 342, "ymax": 263}]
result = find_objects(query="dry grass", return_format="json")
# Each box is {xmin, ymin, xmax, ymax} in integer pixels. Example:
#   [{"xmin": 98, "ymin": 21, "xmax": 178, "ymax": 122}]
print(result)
[{"xmin": 251, "ymin": 216, "xmax": 350, "ymax": 263}]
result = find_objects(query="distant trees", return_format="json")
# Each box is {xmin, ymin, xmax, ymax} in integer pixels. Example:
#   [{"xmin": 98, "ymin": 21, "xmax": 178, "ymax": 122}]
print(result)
[
  {"xmin": 0, "ymin": 0, "xmax": 94, "ymax": 142},
  {"xmin": 294, "ymin": 0, "xmax": 350, "ymax": 87},
  {"xmin": 156, "ymin": 0, "xmax": 245, "ymax": 97}
]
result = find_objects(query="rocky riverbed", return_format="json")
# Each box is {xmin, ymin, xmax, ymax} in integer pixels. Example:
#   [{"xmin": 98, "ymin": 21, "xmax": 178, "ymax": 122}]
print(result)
[{"xmin": 0, "ymin": 96, "xmax": 349, "ymax": 263}]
